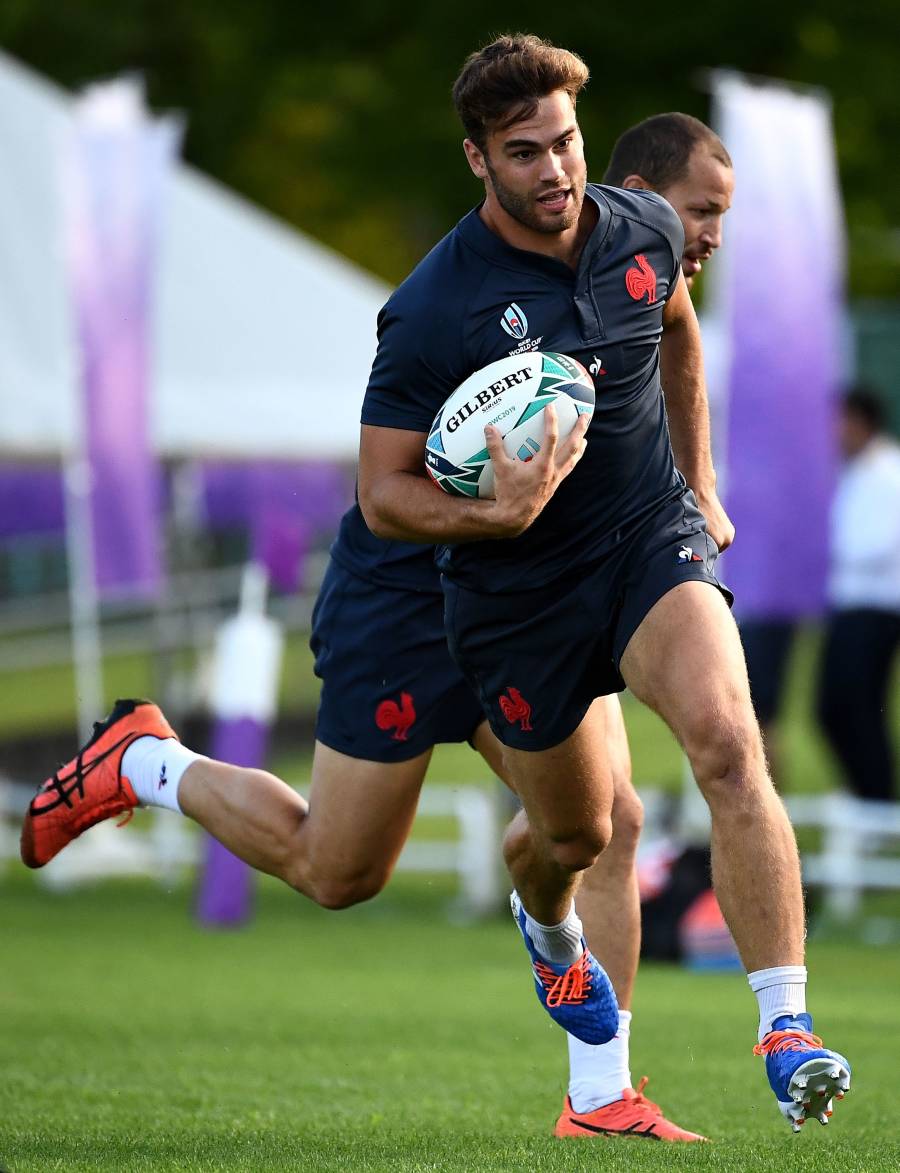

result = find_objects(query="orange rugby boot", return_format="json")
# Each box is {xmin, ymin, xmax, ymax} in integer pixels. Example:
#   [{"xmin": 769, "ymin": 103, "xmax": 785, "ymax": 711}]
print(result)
[
  {"xmin": 554, "ymin": 1077, "xmax": 709, "ymax": 1142},
  {"xmin": 21, "ymin": 698, "xmax": 178, "ymax": 868}
]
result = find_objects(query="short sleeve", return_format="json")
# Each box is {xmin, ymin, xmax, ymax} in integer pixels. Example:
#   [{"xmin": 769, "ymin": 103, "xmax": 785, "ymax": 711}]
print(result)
[
  {"xmin": 361, "ymin": 298, "xmax": 463, "ymax": 434},
  {"xmin": 645, "ymin": 191, "xmax": 685, "ymax": 296}
]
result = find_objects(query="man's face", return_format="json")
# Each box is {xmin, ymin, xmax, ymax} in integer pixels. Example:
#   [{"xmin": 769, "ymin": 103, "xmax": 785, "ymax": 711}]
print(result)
[
  {"xmin": 467, "ymin": 90, "xmax": 588, "ymax": 235},
  {"xmin": 658, "ymin": 146, "xmax": 734, "ymax": 286}
]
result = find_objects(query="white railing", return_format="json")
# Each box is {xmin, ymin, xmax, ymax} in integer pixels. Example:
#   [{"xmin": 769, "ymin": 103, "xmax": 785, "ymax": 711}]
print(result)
[{"xmin": 786, "ymin": 793, "xmax": 900, "ymax": 920}]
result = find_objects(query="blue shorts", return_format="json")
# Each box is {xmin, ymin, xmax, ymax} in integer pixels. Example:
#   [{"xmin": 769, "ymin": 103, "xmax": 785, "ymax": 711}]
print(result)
[
  {"xmin": 443, "ymin": 491, "xmax": 733, "ymax": 752},
  {"xmin": 310, "ymin": 561, "xmax": 485, "ymax": 762}
]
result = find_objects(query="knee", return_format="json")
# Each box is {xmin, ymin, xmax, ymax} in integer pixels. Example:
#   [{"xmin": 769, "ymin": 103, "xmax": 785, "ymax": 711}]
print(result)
[
  {"xmin": 684, "ymin": 711, "xmax": 767, "ymax": 805},
  {"xmin": 547, "ymin": 815, "xmax": 613, "ymax": 873},
  {"xmin": 611, "ymin": 787, "xmax": 644, "ymax": 851},
  {"xmin": 296, "ymin": 865, "xmax": 391, "ymax": 911}
]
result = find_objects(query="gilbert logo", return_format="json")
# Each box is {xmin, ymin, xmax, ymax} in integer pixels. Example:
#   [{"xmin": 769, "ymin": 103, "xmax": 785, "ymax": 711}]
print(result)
[
  {"xmin": 500, "ymin": 303, "xmax": 528, "ymax": 340},
  {"xmin": 444, "ymin": 366, "xmax": 532, "ymax": 432}
]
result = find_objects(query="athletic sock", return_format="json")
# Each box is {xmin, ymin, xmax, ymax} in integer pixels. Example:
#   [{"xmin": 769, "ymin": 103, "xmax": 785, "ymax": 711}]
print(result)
[
  {"xmin": 121, "ymin": 736, "xmax": 204, "ymax": 814},
  {"xmin": 748, "ymin": 965, "xmax": 808, "ymax": 1042},
  {"xmin": 567, "ymin": 1009, "xmax": 633, "ymax": 1113},
  {"xmin": 519, "ymin": 895, "xmax": 584, "ymax": 966}
]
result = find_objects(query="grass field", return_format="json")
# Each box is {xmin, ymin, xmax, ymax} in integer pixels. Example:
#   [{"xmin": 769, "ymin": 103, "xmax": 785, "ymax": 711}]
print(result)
[{"xmin": 2, "ymin": 873, "xmax": 898, "ymax": 1172}]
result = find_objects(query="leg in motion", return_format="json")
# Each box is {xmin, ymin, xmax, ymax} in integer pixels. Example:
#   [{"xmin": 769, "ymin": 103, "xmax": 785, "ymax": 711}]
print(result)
[
  {"xmin": 500, "ymin": 711, "xmax": 619, "ymax": 1046},
  {"xmin": 554, "ymin": 697, "xmax": 706, "ymax": 1142},
  {"xmin": 621, "ymin": 581, "xmax": 851, "ymax": 1129},
  {"xmin": 21, "ymin": 697, "xmax": 430, "ymax": 912}
]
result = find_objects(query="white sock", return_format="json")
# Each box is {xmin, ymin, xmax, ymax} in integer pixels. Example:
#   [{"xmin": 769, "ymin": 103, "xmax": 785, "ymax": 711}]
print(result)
[
  {"xmin": 121, "ymin": 736, "xmax": 204, "ymax": 813},
  {"xmin": 567, "ymin": 1010, "xmax": 633, "ymax": 1113},
  {"xmin": 748, "ymin": 965, "xmax": 808, "ymax": 1042},
  {"xmin": 519, "ymin": 895, "xmax": 584, "ymax": 966}
]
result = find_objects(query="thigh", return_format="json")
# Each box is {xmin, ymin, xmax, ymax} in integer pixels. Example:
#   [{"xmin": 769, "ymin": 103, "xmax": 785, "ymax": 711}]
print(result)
[
  {"xmin": 502, "ymin": 701, "xmax": 616, "ymax": 843},
  {"xmin": 620, "ymin": 580, "xmax": 757, "ymax": 749},
  {"xmin": 612, "ymin": 490, "xmax": 732, "ymax": 672},
  {"xmin": 305, "ymin": 741, "xmax": 431, "ymax": 881},
  {"xmin": 475, "ymin": 696, "xmax": 630, "ymax": 804}
]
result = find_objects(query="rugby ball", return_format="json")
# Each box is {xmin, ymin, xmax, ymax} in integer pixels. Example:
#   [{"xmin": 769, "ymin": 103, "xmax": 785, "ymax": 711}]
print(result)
[{"xmin": 425, "ymin": 351, "xmax": 594, "ymax": 498}]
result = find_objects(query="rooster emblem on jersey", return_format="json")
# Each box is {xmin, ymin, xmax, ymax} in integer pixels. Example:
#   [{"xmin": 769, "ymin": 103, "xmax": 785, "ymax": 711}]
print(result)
[
  {"xmin": 499, "ymin": 687, "xmax": 532, "ymax": 731},
  {"xmin": 625, "ymin": 254, "xmax": 657, "ymax": 304},
  {"xmin": 375, "ymin": 692, "xmax": 417, "ymax": 741}
]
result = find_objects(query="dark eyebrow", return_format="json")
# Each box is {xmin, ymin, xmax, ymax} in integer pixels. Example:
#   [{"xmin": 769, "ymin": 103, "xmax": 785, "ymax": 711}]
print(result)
[
  {"xmin": 503, "ymin": 125, "xmax": 577, "ymax": 152},
  {"xmin": 693, "ymin": 199, "xmax": 729, "ymax": 213}
]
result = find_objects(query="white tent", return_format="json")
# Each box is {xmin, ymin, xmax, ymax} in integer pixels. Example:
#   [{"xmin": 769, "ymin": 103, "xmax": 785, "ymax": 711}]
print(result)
[{"xmin": 0, "ymin": 51, "xmax": 391, "ymax": 460}]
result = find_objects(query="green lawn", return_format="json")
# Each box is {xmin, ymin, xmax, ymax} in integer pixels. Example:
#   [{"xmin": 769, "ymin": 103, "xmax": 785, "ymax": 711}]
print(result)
[{"xmin": 1, "ymin": 875, "xmax": 897, "ymax": 1172}]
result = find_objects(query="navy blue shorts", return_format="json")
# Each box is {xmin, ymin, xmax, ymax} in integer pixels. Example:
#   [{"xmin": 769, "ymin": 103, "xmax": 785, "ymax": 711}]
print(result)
[
  {"xmin": 443, "ymin": 491, "xmax": 733, "ymax": 752},
  {"xmin": 310, "ymin": 561, "xmax": 485, "ymax": 762}
]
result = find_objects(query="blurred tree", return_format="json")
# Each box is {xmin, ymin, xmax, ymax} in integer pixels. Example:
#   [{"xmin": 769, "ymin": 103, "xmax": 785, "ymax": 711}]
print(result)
[{"xmin": 1, "ymin": 0, "xmax": 898, "ymax": 294}]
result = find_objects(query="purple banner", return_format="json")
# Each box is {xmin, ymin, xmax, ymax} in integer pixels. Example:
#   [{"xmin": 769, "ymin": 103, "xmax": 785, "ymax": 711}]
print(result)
[
  {"xmin": 201, "ymin": 461, "xmax": 352, "ymax": 590},
  {"xmin": 0, "ymin": 465, "xmax": 64, "ymax": 537},
  {"xmin": 196, "ymin": 717, "xmax": 268, "ymax": 926},
  {"xmin": 712, "ymin": 76, "xmax": 846, "ymax": 619},
  {"xmin": 63, "ymin": 81, "xmax": 181, "ymax": 598}
]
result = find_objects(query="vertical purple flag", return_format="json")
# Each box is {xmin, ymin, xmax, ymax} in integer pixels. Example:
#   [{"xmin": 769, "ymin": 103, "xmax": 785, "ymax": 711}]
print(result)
[
  {"xmin": 63, "ymin": 80, "xmax": 181, "ymax": 598},
  {"xmin": 197, "ymin": 566, "xmax": 284, "ymax": 927},
  {"xmin": 710, "ymin": 75, "xmax": 847, "ymax": 619}
]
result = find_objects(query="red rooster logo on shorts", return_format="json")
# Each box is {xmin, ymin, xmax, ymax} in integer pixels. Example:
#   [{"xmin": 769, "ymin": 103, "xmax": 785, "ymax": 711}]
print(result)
[
  {"xmin": 625, "ymin": 254, "xmax": 657, "ymax": 304},
  {"xmin": 499, "ymin": 687, "xmax": 532, "ymax": 731},
  {"xmin": 375, "ymin": 692, "xmax": 416, "ymax": 741}
]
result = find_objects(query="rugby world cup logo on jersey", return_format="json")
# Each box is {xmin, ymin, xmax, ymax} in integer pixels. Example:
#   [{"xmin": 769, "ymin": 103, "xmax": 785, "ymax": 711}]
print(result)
[
  {"xmin": 500, "ymin": 302, "xmax": 543, "ymax": 356},
  {"xmin": 500, "ymin": 303, "xmax": 528, "ymax": 340}
]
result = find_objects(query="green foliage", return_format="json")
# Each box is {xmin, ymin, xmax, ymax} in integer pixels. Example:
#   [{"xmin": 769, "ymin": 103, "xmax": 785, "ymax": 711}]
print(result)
[
  {"xmin": 1, "ymin": 876, "xmax": 897, "ymax": 1170},
  {"xmin": 1, "ymin": 0, "xmax": 898, "ymax": 291}
]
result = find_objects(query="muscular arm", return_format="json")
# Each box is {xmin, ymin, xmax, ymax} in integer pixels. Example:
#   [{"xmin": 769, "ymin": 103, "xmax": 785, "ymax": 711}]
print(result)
[
  {"xmin": 358, "ymin": 406, "xmax": 589, "ymax": 544},
  {"xmin": 660, "ymin": 275, "xmax": 735, "ymax": 550}
]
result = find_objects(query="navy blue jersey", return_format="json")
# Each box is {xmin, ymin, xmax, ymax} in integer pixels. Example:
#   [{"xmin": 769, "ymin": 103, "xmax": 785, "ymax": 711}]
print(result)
[
  {"xmin": 345, "ymin": 184, "xmax": 685, "ymax": 593},
  {"xmin": 330, "ymin": 499, "xmax": 440, "ymax": 594}
]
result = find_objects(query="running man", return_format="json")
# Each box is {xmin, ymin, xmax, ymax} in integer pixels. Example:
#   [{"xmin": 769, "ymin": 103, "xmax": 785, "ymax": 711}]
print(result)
[{"xmin": 353, "ymin": 34, "xmax": 850, "ymax": 1132}]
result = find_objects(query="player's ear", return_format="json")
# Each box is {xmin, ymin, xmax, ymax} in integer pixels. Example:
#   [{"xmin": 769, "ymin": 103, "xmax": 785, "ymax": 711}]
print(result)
[
  {"xmin": 621, "ymin": 174, "xmax": 652, "ymax": 191},
  {"xmin": 463, "ymin": 138, "xmax": 489, "ymax": 180}
]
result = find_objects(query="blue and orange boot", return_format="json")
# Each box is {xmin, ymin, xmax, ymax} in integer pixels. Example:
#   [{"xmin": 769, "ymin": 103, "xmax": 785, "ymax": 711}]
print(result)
[
  {"xmin": 21, "ymin": 698, "xmax": 177, "ymax": 868},
  {"xmin": 511, "ymin": 892, "xmax": 618, "ymax": 1045},
  {"xmin": 753, "ymin": 1013, "xmax": 851, "ymax": 1131}
]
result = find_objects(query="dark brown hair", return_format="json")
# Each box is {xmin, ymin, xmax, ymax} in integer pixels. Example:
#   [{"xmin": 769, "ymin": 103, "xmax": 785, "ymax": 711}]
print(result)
[
  {"xmin": 452, "ymin": 33, "xmax": 589, "ymax": 151},
  {"xmin": 603, "ymin": 113, "xmax": 732, "ymax": 191}
]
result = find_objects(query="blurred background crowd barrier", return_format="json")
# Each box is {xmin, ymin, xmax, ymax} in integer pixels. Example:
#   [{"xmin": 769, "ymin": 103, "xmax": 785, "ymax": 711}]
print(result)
[{"xmin": 0, "ymin": 6, "xmax": 898, "ymax": 948}]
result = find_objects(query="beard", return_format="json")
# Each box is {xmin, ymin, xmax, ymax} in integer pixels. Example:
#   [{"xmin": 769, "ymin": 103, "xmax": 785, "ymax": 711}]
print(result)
[{"xmin": 485, "ymin": 160, "xmax": 586, "ymax": 234}]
